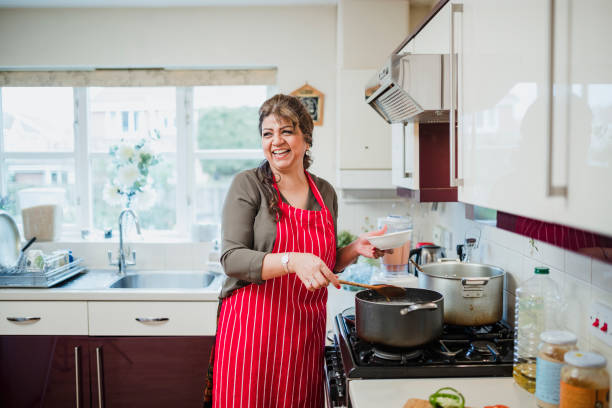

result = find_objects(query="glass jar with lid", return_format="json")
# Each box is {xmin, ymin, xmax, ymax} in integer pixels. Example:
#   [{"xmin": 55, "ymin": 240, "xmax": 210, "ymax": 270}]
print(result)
[
  {"xmin": 535, "ymin": 331, "xmax": 578, "ymax": 408},
  {"xmin": 560, "ymin": 351, "xmax": 610, "ymax": 408}
]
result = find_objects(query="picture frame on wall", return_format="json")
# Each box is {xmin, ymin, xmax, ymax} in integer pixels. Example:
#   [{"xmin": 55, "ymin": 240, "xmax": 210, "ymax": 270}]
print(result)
[{"xmin": 290, "ymin": 83, "xmax": 324, "ymax": 126}]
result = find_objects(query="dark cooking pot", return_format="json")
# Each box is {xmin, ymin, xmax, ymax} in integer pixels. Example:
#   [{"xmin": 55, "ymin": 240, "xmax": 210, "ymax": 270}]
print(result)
[
  {"xmin": 418, "ymin": 261, "xmax": 505, "ymax": 326},
  {"xmin": 355, "ymin": 288, "xmax": 444, "ymax": 348}
]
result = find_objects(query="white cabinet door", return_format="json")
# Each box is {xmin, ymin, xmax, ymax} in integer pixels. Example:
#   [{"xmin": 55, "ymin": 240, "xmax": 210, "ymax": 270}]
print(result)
[
  {"xmin": 559, "ymin": 0, "xmax": 612, "ymax": 235},
  {"xmin": 458, "ymin": 0, "xmax": 564, "ymax": 223},
  {"xmin": 338, "ymin": 69, "xmax": 391, "ymax": 171},
  {"xmin": 411, "ymin": 2, "xmax": 450, "ymax": 54},
  {"xmin": 391, "ymin": 122, "xmax": 419, "ymax": 189}
]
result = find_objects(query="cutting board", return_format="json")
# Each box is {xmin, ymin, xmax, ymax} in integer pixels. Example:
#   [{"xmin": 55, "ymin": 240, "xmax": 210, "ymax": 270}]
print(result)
[{"xmin": 349, "ymin": 377, "xmax": 536, "ymax": 408}]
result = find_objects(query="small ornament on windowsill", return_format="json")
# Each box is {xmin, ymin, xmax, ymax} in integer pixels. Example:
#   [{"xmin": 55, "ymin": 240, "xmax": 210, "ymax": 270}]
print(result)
[
  {"xmin": 103, "ymin": 130, "xmax": 161, "ymax": 211},
  {"xmin": 290, "ymin": 83, "xmax": 324, "ymax": 126}
]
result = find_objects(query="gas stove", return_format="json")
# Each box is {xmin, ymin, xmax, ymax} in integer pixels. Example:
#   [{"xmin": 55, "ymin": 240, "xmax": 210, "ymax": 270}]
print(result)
[{"xmin": 323, "ymin": 308, "xmax": 514, "ymax": 407}]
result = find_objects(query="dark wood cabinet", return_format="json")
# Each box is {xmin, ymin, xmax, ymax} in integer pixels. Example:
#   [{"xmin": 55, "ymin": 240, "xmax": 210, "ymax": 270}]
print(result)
[
  {"xmin": 1, "ymin": 336, "xmax": 214, "ymax": 408},
  {"xmin": 0, "ymin": 336, "xmax": 90, "ymax": 408}
]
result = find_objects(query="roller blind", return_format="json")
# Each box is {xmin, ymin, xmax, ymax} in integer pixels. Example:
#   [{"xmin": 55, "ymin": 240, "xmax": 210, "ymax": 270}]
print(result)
[{"xmin": 0, "ymin": 68, "xmax": 277, "ymax": 86}]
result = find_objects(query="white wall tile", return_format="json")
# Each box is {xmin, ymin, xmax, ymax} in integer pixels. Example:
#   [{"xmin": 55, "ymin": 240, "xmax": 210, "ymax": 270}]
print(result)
[
  {"xmin": 525, "ymin": 240, "xmax": 565, "ymax": 272},
  {"xmin": 592, "ymin": 259, "xmax": 612, "ymax": 293},
  {"xmin": 563, "ymin": 275, "xmax": 592, "ymax": 349},
  {"xmin": 483, "ymin": 226, "xmax": 526, "ymax": 254},
  {"xmin": 193, "ymin": 242, "xmax": 212, "ymax": 270},
  {"xmin": 131, "ymin": 243, "xmax": 166, "ymax": 270},
  {"xmin": 481, "ymin": 240, "xmax": 523, "ymax": 294},
  {"xmin": 565, "ymin": 251, "xmax": 592, "ymax": 283},
  {"xmin": 165, "ymin": 244, "xmax": 194, "ymax": 270}
]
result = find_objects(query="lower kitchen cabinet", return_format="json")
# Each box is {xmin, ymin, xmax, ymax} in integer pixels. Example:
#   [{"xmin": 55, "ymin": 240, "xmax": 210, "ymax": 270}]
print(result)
[
  {"xmin": 0, "ymin": 335, "xmax": 215, "ymax": 408},
  {"xmin": 0, "ymin": 335, "xmax": 91, "ymax": 408}
]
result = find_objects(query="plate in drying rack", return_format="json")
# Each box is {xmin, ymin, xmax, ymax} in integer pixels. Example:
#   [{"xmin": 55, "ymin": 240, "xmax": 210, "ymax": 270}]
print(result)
[{"xmin": 0, "ymin": 258, "xmax": 86, "ymax": 288}]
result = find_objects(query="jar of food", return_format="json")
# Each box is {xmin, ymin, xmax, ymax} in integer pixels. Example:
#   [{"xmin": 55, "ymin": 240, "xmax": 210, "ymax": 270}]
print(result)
[
  {"xmin": 560, "ymin": 351, "xmax": 610, "ymax": 408},
  {"xmin": 535, "ymin": 331, "xmax": 578, "ymax": 408}
]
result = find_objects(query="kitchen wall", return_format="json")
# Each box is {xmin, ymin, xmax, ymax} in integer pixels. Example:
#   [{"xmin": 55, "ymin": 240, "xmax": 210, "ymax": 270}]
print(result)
[
  {"xmin": 409, "ymin": 200, "xmax": 612, "ymax": 368},
  {"xmin": 0, "ymin": 2, "xmax": 410, "ymax": 243},
  {"xmin": 0, "ymin": 5, "xmax": 338, "ymax": 182}
]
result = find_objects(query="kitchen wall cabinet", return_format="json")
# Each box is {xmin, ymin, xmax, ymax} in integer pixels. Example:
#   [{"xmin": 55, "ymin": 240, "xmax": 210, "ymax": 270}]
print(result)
[
  {"xmin": 392, "ymin": 122, "xmax": 458, "ymax": 202},
  {"xmin": 337, "ymin": 69, "xmax": 394, "ymax": 189},
  {"xmin": 555, "ymin": 0, "xmax": 612, "ymax": 236},
  {"xmin": 457, "ymin": 0, "xmax": 612, "ymax": 236},
  {"xmin": 0, "ymin": 335, "xmax": 214, "ymax": 408}
]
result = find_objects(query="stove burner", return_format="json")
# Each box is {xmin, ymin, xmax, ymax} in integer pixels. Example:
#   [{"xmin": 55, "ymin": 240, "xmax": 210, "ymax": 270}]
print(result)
[
  {"xmin": 466, "ymin": 340, "xmax": 500, "ymax": 362},
  {"xmin": 372, "ymin": 346, "xmax": 423, "ymax": 362},
  {"xmin": 435, "ymin": 340, "xmax": 464, "ymax": 358}
]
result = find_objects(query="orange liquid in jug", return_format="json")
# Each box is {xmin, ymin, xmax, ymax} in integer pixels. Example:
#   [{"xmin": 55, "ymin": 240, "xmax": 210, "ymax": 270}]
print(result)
[{"xmin": 382, "ymin": 240, "xmax": 411, "ymax": 273}]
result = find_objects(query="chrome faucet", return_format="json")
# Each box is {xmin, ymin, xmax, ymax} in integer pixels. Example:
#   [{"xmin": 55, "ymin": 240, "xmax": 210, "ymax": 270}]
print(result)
[{"xmin": 108, "ymin": 208, "xmax": 142, "ymax": 275}]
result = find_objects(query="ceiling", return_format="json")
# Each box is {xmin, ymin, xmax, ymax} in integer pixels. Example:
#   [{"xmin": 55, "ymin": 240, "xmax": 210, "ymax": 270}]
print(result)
[{"xmin": 0, "ymin": 0, "xmax": 339, "ymax": 7}]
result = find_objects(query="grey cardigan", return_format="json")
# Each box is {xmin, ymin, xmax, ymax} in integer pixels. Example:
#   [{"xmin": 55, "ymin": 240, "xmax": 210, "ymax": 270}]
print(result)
[{"xmin": 219, "ymin": 168, "xmax": 338, "ymax": 299}]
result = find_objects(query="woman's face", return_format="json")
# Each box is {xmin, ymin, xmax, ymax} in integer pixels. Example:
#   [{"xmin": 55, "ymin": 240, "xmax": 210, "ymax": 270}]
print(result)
[{"xmin": 261, "ymin": 114, "xmax": 308, "ymax": 174}]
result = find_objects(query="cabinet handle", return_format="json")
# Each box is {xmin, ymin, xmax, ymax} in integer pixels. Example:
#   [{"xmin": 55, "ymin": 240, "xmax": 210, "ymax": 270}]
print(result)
[
  {"xmin": 96, "ymin": 347, "xmax": 104, "ymax": 408},
  {"xmin": 546, "ymin": 0, "xmax": 568, "ymax": 197},
  {"xmin": 449, "ymin": 2, "xmax": 464, "ymax": 187},
  {"xmin": 7, "ymin": 316, "xmax": 41, "ymax": 322},
  {"xmin": 135, "ymin": 317, "xmax": 170, "ymax": 322},
  {"xmin": 74, "ymin": 346, "xmax": 80, "ymax": 408}
]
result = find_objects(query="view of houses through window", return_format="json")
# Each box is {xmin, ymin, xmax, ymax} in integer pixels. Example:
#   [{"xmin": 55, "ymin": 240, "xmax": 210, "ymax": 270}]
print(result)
[{"xmin": 0, "ymin": 85, "xmax": 268, "ymax": 238}]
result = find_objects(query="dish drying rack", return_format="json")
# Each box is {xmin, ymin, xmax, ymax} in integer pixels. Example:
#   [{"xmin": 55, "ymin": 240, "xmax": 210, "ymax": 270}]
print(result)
[{"xmin": 0, "ymin": 252, "xmax": 86, "ymax": 288}]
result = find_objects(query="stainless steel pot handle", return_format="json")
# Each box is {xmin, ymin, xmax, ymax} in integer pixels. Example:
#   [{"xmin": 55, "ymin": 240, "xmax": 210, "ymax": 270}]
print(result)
[
  {"xmin": 439, "ymin": 258, "xmax": 460, "ymax": 263},
  {"xmin": 400, "ymin": 302, "xmax": 438, "ymax": 315},
  {"xmin": 461, "ymin": 277, "xmax": 490, "ymax": 286}
]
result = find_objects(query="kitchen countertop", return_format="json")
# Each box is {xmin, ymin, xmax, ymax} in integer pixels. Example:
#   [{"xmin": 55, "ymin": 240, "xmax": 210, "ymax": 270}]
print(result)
[
  {"xmin": 0, "ymin": 268, "xmax": 223, "ymax": 301},
  {"xmin": 349, "ymin": 377, "xmax": 536, "ymax": 408}
]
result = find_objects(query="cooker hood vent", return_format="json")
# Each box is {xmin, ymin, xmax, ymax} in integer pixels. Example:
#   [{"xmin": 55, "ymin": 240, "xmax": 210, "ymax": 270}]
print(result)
[{"xmin": 365, "ymin": 53, "xmax": 451, "ymax": 124}]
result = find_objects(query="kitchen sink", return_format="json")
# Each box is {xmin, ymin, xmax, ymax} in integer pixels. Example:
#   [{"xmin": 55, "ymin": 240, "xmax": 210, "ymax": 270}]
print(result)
[{"xmin": 108, "ymin": 272, "xmax": 216, "ymax": 289}]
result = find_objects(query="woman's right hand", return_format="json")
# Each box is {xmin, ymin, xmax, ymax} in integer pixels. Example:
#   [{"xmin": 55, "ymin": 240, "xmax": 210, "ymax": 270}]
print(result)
[{"xmin": 288, "ymin": 253, "xmax": 340, "ymax": 291}]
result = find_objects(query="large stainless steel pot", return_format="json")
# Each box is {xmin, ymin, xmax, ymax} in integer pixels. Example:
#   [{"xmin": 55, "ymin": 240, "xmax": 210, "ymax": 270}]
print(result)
[
  {"xmin": 418, "ymin": 261, "xmax": 505, "ymax": 326},
  {"xmin": 355, "ymin": 288, "xmax": 444, "ymax": 347}
]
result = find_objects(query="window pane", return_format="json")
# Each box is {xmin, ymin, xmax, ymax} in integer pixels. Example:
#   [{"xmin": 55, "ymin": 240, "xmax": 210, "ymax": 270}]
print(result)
[
  {"xmin": 2, "ymin": 87, "xmax": 74, "ymax": 152},
  {"xmin": 195, "ymin": 158, "xmax": 261, "ymax": 224},
  {"xmin": 194, "ymin": 86, "xmax": 267, "ymax": 150},
  {"xmin": 88, "ymin": 87, "xmax": 177, "ymax": 153},
  {"xmin": 6, "ymin": 159, "xmax": 77, "ymax": 226},
  {"xmin": 91, "ymin": 156, "xmax": 176, "ymax": 231}
]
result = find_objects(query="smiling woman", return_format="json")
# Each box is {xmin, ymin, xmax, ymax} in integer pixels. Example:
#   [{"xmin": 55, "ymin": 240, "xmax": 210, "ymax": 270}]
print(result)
[{"xmin": 207, "ymin": 93, "xmax": 392, "ymax": 408}]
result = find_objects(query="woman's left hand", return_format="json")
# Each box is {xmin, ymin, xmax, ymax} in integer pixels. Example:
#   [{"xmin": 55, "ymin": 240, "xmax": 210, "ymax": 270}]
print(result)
[{"xmin": 353, "ymin": 225, "xmax": 394, "ymax": 259}]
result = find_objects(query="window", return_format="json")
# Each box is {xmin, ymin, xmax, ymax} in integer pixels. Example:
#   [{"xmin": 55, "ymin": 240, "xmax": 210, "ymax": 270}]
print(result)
[
  {"xmin": 1, "ymin": 87, "xmax": 77, "ymax": 228},
  {"xmin": 0, "ymin": 83, "xmax": 270, "ymax": 239},
  {"xmin": 192, "ymin": 85, "xmax": 267, "ymax": 224}
]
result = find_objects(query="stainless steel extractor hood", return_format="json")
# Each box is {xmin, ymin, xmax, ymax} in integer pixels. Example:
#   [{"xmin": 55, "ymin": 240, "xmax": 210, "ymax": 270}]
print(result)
[{"xmin": 365, "ymin": 53, "xmax": 451, "ymax": 124}]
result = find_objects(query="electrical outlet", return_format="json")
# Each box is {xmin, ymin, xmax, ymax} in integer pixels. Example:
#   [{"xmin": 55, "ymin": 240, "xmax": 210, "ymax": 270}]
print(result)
[{"xmin": 590, "ymin": 301, "xmax": 612, "ymax": 347}]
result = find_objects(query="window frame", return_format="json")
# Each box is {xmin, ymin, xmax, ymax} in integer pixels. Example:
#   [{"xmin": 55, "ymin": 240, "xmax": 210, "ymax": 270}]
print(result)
[{"xmin": 0, "ymin": 85, "xmax": 268, "ymax": 240}]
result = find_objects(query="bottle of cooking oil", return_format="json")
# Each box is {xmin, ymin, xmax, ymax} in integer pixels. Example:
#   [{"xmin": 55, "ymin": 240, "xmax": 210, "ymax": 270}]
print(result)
[{"xmin": 513, "ymin": 266, "xmax": 563, "ymax": 393}]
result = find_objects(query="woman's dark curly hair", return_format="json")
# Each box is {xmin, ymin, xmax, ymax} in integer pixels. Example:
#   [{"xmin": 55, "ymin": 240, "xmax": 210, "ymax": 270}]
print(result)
[{"xmin": 256, "ymin": 94, "xmax": 314, "ymax": 220}]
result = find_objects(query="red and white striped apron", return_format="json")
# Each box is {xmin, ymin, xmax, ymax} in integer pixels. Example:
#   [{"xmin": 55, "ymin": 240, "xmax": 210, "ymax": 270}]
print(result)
[{"xmin": 213, "ymin": 172, "xmax": 336, "ymax": 408}]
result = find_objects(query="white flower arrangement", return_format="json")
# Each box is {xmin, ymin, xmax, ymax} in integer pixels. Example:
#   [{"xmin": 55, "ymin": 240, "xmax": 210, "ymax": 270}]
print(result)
[{"xmin": 103, "ymin": 132, "xmax": 161, "ymax": 210}]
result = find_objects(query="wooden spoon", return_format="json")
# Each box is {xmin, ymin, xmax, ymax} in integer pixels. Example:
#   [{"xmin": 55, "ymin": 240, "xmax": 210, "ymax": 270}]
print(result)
[
  {"xmin": 338, "ymin": 279, "xmax": 407, "ymax": 299},
  {"xmin": 409, "ymin": 258, "xmax": 425, "ymax": 275}
]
